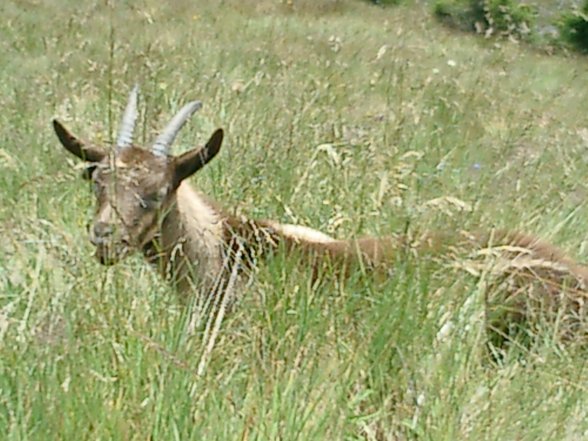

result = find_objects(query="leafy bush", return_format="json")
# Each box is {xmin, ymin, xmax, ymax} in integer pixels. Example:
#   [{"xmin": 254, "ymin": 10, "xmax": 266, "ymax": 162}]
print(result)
[
  {"xmin": 433, "ymin": 0, "xmax": 536, "ymax": 40},
  {"xmin": 485, "ymin": 0, "xmax": 535, "ymax": 38},
  {"xmin": 433, "ymin": 0, "xmax": 485, "ymax": 32},
  {"xmin": 558, "ymin": 1, "xmax": 588, "ymax": 53}
]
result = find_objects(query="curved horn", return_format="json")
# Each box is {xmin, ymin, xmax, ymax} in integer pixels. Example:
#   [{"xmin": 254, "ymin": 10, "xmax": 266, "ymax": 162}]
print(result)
[
  {"xmin": 116, "ymin": 84, "xmax": 139, "ymax": 152},
  {"xmin": 152, "ymin": 100, "xmax": 202, "ymax": 157}
]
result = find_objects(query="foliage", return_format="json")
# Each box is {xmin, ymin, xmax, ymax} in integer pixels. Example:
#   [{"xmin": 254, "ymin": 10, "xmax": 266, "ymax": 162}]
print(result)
[
  {"xmin": 433, "ymin": 0, "xmax": 536, "ymax": 40},
  {"xmin": 433, "ymin": 0, "xmax": 486, "ymax": 32},
  {"xmin": 485, "ymin": 0, "xmax": 536, "ymax": 38},
  {"xmin": 558, "ymin": 0, "xmax": 588, "ymax": 53}
]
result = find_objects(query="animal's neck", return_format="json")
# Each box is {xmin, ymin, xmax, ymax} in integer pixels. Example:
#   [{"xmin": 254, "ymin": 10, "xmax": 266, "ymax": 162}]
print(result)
[
  {"xmin": 143, "ymin": 182, "xmax": 225, "ymax": 293},
  {"xmin": 141, "ymin": 182, "xmax": 349, "ymax": 291}
]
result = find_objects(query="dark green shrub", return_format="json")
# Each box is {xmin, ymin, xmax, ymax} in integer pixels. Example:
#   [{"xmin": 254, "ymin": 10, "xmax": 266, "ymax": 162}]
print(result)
[
  {"xmin": 558, "ymin": 1, "xmax": 588, "ymax": 53},
  {"xmin": 433, "ymin": 0, "xmax": 536, "ymax": 40},
  {"xmin": 433, "ymin": 0, "xmax": 485, "ymax": 32}
]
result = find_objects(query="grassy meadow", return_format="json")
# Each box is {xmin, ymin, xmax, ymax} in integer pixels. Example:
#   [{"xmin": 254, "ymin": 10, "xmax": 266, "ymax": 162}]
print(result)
[{"xmin": 2, "ymin": 0, "xmax": 588, "ymax": 439}]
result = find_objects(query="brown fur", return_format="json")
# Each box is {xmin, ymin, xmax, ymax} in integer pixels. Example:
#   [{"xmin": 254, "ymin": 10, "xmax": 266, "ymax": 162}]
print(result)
[{"xmin": 52, "ymin": 106, "xmax": 588, "ymax": 341}]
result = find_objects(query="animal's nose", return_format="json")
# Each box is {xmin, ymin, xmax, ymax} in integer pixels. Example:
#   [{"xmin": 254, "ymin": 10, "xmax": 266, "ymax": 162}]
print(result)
[{"xmin": 91, "ymin": 222, "xmax": 114, "ymax": 244}]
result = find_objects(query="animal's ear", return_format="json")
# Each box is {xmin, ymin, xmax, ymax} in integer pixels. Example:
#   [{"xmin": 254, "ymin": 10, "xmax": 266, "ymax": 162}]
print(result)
[
  {"xmin": 172, "ymin": 128, "xmax": 224, "ymax": 186},
  {"xmin": 52, "ymin": 119, "xmax": 106, "ymax": 162}
]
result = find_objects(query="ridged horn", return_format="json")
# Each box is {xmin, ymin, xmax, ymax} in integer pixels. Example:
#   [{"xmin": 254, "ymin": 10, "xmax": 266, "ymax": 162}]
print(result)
[
  {"xmin": 152, "ymin": 100, "xmax": 202, "ymax": 156},
  {"xmin": 115, "ymin": 84, "xmax": 139, "ymax": 152}
]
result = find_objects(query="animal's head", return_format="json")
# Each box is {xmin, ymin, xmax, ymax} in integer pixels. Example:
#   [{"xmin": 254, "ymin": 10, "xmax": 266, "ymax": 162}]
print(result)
[{"xmin": 53, "ymin": 85, "xmax": 224, "ymax": 265}]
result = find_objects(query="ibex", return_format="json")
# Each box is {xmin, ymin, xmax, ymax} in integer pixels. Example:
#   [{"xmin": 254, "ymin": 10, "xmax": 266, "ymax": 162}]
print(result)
[
  {"xmin": 52, "ymin": 86, "xmax": 588, "ymax": 339},
  {"xmin": 52, "ymin": 86, "xmax": 382, "ymax": 299}
]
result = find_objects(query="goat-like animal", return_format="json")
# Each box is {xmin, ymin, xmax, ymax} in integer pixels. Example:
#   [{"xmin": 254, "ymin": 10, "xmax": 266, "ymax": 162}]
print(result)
[
  {"xmin": 52, "ymin": 86, "xmax": 588, "ymax": 337},
  {"xmin": 52, "ymin": 86, "xmax": 380, "ymax": 297}
]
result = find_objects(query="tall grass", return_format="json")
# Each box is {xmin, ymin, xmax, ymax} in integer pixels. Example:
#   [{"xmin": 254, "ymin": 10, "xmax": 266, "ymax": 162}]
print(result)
[{"xmin": 2, "ymin": 0, "xmax": 588, "ymax": 439}]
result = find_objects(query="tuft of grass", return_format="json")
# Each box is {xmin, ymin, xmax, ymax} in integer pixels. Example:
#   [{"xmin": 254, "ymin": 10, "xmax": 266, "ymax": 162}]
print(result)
[{"xmin": 2, "ymin": 0, "xmax": 588, "ymax": 439}]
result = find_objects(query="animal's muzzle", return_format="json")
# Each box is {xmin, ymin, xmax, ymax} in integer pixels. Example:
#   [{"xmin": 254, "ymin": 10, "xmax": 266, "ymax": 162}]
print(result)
[
  {"xmin": 90, "ymin": 221, "xmax": 114, "ymax": 246},
  {"xmin": 89, "ymin": 222, "xmax": 131, "ymax": 265}
]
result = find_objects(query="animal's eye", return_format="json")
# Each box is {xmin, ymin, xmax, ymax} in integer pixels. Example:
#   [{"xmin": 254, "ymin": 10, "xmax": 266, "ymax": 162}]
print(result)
[
  {"xmin": 138, "ymin": 194, "xmax": 158, "ymax": 210},
  {"xmin": 138, "ymin": 198, "xmax": 149, "ymax": 209},
  {"xmin": 136, "ymin": 189, "xmax": 167, "ymax": 210}
]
